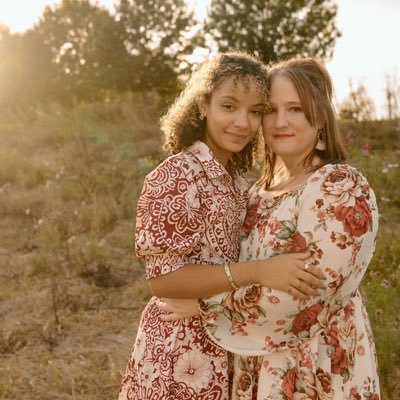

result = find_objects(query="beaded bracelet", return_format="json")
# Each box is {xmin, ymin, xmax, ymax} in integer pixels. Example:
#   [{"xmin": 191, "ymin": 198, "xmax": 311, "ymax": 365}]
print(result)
[{"xmin": 224, "ymin": 262, "xmax": 239, "ymax": 290}]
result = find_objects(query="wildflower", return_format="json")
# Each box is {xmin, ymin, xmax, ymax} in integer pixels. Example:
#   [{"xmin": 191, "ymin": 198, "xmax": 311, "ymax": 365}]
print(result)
[
  {"xmin": 361, "ymin": 143, "xmax": 372, "ymax": 155},
  {"xmin": 345, "ymin": 129, "xmax": 354, "ymax": 146},
  {"xmin": 33, "ymin": 219, "xmax": 44, "ymax": 230},
  {"xmin": 380, "ymin": 280, "xmax": 390, "ymax": 288},
  {"xmin": 67, "ymin": 236, "xmax": 76, "ymax": 244},
  {"xmin": 0, "ymin": 182, "xmax": 12, "ymax": 193}
]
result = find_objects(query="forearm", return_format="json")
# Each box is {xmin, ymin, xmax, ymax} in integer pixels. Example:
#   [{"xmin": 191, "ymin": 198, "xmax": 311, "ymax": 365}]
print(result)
[
  {"xmin": 148, "ymin": 252, "xmax": 318, "ymax": 299},
  {"xmin": 149, "ymin": 260, "xmax": 259, "ymax": 299}
]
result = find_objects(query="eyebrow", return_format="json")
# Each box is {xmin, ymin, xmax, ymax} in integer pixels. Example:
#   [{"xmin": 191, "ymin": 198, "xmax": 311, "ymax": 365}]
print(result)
[
  {"xmin": 269, "ymin": 100, "xmax": 302, "ymax": 106},
  {"xmin": 220, "ymin": 95, "xmax": 264, "ymax": 107}
]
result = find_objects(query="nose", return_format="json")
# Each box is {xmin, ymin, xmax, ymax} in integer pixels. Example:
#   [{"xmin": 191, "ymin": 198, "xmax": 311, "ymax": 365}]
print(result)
[
  {"xmin": 275, "ymin": 109, "xmax": 288, "ymax": 129},
  {"xmin": 233, "ymin": 109, "xmax": 249, "ymax": 129}
]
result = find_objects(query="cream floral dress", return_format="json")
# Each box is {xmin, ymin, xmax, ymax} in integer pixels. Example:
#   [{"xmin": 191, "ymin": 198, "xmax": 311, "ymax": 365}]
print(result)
[{"xmin": 200, "ymin": 163, "xmax": 380, "ymax": 400}]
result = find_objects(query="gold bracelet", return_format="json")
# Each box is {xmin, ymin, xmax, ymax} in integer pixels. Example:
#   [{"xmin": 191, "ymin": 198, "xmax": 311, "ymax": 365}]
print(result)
[{"xmin": 224, "ymin": 262, "xmax": 239, "ymax": 290}]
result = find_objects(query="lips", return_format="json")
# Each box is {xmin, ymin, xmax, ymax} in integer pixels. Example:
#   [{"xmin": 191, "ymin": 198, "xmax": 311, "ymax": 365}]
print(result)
[
  {"xmin": 273, "ymin": 133, "xmax": 294, "ymax": 139},
  {"xmin": 226, "ymin": 132, "xmax": 249, "ymax": 141}
]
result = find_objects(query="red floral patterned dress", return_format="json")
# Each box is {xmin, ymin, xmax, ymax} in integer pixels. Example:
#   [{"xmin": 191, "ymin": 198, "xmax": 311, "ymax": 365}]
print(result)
[
  {"xmin": 200, "ymin": 163, "xmax": 380, "ymax": 400},
  {"xmin": 119, "ymin": 141, "xmax": 248, "ymax": 400}
]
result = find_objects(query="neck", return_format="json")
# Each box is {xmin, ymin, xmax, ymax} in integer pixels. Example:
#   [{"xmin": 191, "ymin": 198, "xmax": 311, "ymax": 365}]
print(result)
[
  {"xmin": 281, "ymin": 159, "xmax": 307, "ymax": 179},
  {"xmin": 281, "ymin": 154, "xmax": 321, "ymax": 177},
  {"xmin": 265, "ymin": 155, "xmax": 320, "ymax": 192}
]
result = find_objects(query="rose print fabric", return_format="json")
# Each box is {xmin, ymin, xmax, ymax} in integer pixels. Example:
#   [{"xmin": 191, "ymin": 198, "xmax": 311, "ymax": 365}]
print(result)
[
  {"xmin": 119, "ymin": 141, "xmax": 248, "ymax": 400},
  {"xmin": 200, "ymin": 164, "xmax": 380, "ymax": 400}
]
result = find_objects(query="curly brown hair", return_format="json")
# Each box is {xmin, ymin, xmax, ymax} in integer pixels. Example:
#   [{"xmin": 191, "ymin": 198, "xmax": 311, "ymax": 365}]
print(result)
[
  {"xmin": 160, "ymin": 51, "xmax": 269, "ymax": 173},
  {"xmin": 259, "ymin": 57, "xmax": 348, "ymax": 188}
]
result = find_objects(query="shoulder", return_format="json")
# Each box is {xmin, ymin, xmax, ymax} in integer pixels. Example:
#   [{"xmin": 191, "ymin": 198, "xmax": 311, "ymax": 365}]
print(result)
[
  {"xmin": 306, "ymin": 163, "xmax": 371, "ymax": 190},
  {"xmin": 144, "ymin": 150, "xmax": 198, "ymax": 185},
  {"xmin": 300, "ymin": 163, "xmax": 376, "ymax": 208}
]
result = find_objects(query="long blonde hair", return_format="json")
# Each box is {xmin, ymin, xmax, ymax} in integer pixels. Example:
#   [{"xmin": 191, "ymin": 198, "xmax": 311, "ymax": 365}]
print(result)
[
  {"xmin": 260, "ymin": 57, "xmax": 348, "ymax": 188},
  {"xmin": 161, "ymin": 51, "xmax": 269, "ymax": 173}
]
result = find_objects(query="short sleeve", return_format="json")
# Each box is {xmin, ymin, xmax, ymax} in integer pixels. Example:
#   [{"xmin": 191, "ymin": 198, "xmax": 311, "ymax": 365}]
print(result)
[
  {"xmin": 199, "ymin": 164, "xmax": 378, "ymax": 355},
  {"xmin": 135, "ymin": 156, "xmax": 205, "ymax": 279}
]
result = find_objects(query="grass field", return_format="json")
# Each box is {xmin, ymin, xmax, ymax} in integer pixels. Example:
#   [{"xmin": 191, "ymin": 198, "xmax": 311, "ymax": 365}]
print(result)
[{"xmin": 0, "ymin": 97, "xmax": 398, "ymax": 399}]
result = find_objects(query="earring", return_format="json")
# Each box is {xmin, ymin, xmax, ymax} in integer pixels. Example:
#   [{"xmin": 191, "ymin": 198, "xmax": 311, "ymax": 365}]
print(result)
[
  {"xmin": 315, "ymin": 129, "xmax": 326, "ymax": 151},
  {"xmin": 199, "ymin": 114, "xmax": 205, "ymax": 120}
]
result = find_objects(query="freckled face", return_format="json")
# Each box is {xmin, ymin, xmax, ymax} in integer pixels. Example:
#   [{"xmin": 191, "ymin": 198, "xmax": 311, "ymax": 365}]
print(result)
[
  {"xmin": 262, "ymin": 75, "xmax": 321, "ymax": 164},
  {"xmin": 200, "ymin": 76, "xmax": 264, "ymax": 167}
]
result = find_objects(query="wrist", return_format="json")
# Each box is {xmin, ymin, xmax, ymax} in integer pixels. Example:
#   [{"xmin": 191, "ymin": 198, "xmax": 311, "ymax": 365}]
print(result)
[
  {"xmin": 223, "ymin": 262, "xmax": 239, "ymax": 290},
  {"xmin": 252, "ymin": 260, "xmax": 263, "ymax": 284},
  {"xmin": 239, "ymin": 259, "xmax": 263, "ymax": 285}
]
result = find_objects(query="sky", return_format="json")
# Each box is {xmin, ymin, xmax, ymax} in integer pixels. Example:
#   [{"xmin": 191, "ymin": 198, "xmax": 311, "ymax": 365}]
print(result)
[{"xmin": 0, "ymin": 0, "xmax": 399, "ymax": 118}]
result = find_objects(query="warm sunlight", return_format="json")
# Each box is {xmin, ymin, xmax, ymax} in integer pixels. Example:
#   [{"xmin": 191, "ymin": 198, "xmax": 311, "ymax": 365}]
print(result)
[
  {"xmin": 0, "ymin": 1, "xmax": 398, "ymax": 399},
  {"xmin": 0, "ymin": 1, "xmax": 57, "ymax": 32},
  {"xmin": 0, "ymin": 0, "xmax": 399, "ymax": 117}
]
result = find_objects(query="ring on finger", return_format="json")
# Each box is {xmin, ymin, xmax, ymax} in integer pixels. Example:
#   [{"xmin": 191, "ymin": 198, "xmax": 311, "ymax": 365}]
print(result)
[{"xmin": 304, "ymin": 263, "xmax": 310, "ymax": 271}]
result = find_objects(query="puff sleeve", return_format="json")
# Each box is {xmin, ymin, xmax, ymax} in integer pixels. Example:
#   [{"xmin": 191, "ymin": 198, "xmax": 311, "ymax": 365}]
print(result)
[
  {"xmin": 199, "ymin": 164, "xmax": 379, "ymax": 355},
  {"xmin": 135, "ymin": 156, "xmax": 205, "ymax": 280}
]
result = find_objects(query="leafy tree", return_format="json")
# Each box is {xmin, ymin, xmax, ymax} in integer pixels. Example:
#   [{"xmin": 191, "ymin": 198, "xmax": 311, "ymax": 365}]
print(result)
[
  {"xmin": 115, "ymin": 0, "xmax": 197, "ymax": 94},
  {"xmin": 204, "ymin": 0, "xmax": 341, "ymax": 63},
  {"xmin": 338, "ymin": 81, "xmax": 375, "ymax": 122},
  {"xmin": 0, "ymin": 28, "xmax": 57, "ymax": 108},
  {"xmin": 34, "ymin": 0, "xmax": 130, "ymax": 100}
]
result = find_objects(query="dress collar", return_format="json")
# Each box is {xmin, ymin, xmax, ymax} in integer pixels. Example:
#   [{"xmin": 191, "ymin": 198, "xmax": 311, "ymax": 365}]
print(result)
[
  {"xmin": 187, "ymin": 140, "xmax": 230, "ymax": 180},
  {"xmin": 187, "ymin": 141, "xmax": 249, "ymax": 194}
]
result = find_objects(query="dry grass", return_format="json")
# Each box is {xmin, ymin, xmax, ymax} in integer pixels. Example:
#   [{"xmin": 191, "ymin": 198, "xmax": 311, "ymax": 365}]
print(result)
[{"xmin": 0, "ymin": 96, "xmax": 158, "ymax": 399}]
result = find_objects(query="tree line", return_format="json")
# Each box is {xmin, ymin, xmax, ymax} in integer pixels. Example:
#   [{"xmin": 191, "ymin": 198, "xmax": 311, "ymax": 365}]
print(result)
[{"xmin": 1, "ymin": 0, "xmax": 342, "ymax": 109}]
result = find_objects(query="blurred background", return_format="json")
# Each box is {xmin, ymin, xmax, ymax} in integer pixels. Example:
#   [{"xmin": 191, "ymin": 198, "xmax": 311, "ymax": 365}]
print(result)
[{"xmin": 0, "ymin": 1, "xmax": 398, "ymax": 399}]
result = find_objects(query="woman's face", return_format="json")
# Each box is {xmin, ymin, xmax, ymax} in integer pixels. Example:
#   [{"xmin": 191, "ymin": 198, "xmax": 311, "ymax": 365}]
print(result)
[
  {"xmin": 262, "ymin": 75, "xmax": 321, "ymax": 165},
  {"xmin": 200, "ymin": 76, "xmax": 264, "ymax": 167}
]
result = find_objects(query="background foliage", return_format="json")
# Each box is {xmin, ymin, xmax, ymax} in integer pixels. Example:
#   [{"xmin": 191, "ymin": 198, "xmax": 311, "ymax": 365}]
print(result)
[
  {"xmin": 205, "ymin": 0, "xmax": 340, "ymax": 63},
  {"xmin": 0, "ymin": 0, "xmax": 340, "ymax": 108}
]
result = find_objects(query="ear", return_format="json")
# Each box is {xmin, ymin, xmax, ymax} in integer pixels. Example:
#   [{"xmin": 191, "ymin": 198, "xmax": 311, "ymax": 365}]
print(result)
[
  {"xmin": 197, "ymin": 97, "xmax": 208, "ymax": 117},
  {"xmin": 316, "ymin": 118, "xmax": 325, "ymax": 131}
]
